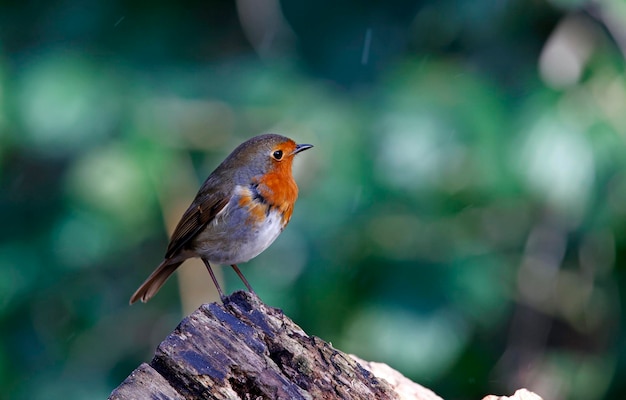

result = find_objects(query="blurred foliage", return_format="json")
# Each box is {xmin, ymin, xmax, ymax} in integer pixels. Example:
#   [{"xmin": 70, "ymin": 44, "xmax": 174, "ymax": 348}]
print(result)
[{"xmin": 1, "ymin": 0, "xmax": 626, "ymax": 399}]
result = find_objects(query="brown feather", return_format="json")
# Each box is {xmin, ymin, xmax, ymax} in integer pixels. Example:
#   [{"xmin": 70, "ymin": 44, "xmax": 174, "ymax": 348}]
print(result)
[
  {"xmin": 129, "ymin": 195, "xmax": 229, "ymax": 304},
  {"xmin": 129, "ymin": 259, "xmax": 183, "ymax": 304},
  {"xmin": 164, "ymin": 195, "xmax": 230, "ymax": 258}
]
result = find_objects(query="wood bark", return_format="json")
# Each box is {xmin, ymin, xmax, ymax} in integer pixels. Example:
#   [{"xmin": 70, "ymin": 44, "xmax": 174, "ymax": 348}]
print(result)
[{"xmin": 109, "ymin": 291, "xmax": 541, "ymax": 400}]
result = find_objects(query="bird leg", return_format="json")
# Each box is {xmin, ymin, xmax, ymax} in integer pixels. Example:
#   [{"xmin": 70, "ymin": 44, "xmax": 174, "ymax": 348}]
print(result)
[
  {"xmin": 230, "ymin": 264, "xmax": 256, "ymax": 294},
  {"xmin": 202, "ymin": 258, "xmax": 226, "ymax": 301}
]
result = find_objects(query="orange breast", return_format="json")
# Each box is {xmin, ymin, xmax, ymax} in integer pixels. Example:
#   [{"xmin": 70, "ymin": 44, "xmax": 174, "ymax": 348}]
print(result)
[
  {"xmin": 257, "ymin": 156, "xmax": 299, "ymax": 219},
  {"xmin": 235, "ymin": 168, "xmax": 298, "ymax": 229},
  {"xmin": 237, "ymin": 193, "xmax": 271, "ymax": 225}
]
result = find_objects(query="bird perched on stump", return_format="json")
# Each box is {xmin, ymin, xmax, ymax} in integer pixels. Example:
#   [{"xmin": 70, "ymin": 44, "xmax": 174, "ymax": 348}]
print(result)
[{"xmin": 130, "ymin": 134, "xmax": 313, "ymax": 304}]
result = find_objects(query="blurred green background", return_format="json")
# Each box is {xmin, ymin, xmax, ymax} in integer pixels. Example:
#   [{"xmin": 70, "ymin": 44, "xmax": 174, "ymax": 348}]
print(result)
[{"xmin": 1, "ymin": 0, "xmax": 625, "ymax": 399}]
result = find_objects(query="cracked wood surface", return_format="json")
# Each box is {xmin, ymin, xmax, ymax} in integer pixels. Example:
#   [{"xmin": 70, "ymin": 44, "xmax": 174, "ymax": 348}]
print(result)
[
  {"xmin": 110, "ymin": 291, "xmax": 413, "ymax": 400},
  {"xmin": 110, "ymin": 291, "xmax": 542, "ymax": 400}
]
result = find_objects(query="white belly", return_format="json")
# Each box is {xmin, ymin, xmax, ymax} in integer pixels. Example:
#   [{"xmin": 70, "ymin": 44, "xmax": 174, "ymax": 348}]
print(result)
[
  {"xmin": 227, "ymin": 208, "xmax": 283, "ymax": 263},
  {"xmin": 193, "ymin": 205, "xmax": 284, "ymax": 265}
]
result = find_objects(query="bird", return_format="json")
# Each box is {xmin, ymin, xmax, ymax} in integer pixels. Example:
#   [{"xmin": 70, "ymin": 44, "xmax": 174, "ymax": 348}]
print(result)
[{"xmin": 130, "ymin": 133, "xmax": 313, "ymax": 304}]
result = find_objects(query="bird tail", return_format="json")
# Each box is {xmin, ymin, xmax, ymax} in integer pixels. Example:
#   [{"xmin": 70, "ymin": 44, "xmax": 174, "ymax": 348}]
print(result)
[{"xmin": 129, "ymin": 259, "xmax": 184, "ymax": 304}]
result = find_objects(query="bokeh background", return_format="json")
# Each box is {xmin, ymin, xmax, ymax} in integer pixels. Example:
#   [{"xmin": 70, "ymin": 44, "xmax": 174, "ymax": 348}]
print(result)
[{"xmin": 1, "ymin": 0, "xmax": 626, "ymax": 399}]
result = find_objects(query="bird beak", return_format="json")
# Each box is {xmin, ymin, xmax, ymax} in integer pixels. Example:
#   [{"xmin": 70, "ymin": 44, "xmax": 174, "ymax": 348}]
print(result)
[{"xmin": 292, "ymin": 143, "xmax": 313, "ymax": 155}]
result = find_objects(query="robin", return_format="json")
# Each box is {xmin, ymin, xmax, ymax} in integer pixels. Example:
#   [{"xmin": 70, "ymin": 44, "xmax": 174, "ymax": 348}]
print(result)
[{"xmin": 130, "ymin": 133, "xmax": 313, "ymax": 304}]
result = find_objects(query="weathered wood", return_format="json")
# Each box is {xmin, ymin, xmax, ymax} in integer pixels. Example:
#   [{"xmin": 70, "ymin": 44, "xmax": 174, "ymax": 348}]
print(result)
[
  {"xmin": 110, "ymin": 291, "xmax": 441, "ymax": 400},
  {"xmin": 110, "ymin": 291, "xmax": 543, "ymax": 400},
  {"xmin": 482, "ymin": 389, "xmax": 544, "ymax": 400},
  {"xmin": 350, "ymin": 356, "xmax": 444, "ymax": 400},
  {"xmin": 110, "ymin": 362, "xmax": 185, "ymax": 400}
]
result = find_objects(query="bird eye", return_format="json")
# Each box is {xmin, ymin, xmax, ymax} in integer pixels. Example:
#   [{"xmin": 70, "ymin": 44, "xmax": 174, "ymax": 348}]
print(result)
[{"xmin": 272, "ymin": 150, "xmax": 283, "ymax": 160}]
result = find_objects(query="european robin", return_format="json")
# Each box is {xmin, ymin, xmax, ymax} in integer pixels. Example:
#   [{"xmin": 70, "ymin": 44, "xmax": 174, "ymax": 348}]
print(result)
[{"xmin": 130, "ymin": 134, "xmax": 313, "ymax": 304}]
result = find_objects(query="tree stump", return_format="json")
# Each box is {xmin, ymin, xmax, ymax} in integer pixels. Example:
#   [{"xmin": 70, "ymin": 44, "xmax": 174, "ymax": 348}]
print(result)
[
  {"xmin": 109, "ymin": 291, "xmax": 442, "ymax": 400},
  {"xmin": 109, "ymin": 291, "xmax": 542, "ymax": 400}
]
